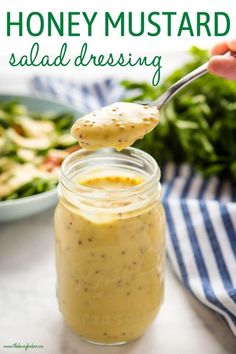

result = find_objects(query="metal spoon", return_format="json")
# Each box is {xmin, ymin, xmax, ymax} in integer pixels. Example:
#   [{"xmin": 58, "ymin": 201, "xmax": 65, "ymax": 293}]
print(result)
[
  {"xmin": 72, "ymin": 51, "xmax": 236, "ymax": 151},
  {"xmin": 146, "ymin": 51, "xmax": 236, "ymax": 110}
]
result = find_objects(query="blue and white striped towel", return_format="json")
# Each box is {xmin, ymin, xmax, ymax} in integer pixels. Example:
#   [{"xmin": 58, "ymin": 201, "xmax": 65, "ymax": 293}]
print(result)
[{"xmin": 31, "ymin": 76, "xmax": 236, "ymax": 336}]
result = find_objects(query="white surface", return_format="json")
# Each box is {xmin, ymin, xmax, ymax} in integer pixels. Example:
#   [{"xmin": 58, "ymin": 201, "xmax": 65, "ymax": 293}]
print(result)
[{"xmin": 0, "ymin": 208, "xmax": 235, "ymax": 354}]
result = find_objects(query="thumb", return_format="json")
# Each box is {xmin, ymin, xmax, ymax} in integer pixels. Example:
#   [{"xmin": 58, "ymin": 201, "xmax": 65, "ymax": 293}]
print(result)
[{"xmin": 208, "ymin": 55, "xmax": 236, "ymax": 81}]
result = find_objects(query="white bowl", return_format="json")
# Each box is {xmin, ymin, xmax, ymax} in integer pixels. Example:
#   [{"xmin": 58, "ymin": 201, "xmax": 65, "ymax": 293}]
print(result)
[{"xmin": 0, "ymin": 189, "xmax": 58, "ymax": 222}]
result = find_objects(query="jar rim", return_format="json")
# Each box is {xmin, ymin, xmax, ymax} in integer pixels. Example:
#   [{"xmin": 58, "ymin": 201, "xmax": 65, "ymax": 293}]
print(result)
[{"xmin": 59, "ymin": 147, "xmax": 160, "ymax": 204}]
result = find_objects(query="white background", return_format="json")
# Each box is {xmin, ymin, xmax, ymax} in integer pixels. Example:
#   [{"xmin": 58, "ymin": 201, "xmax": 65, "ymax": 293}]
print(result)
[{"xmin": 0, "ymin": 0, "xmax": 236, "ymax": 85}]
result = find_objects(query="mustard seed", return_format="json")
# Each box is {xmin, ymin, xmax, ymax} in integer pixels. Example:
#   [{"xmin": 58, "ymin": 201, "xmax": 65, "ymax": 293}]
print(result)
[{"xmin": 66, "ymin": 221, "xmax": 72, "ymax": 230}]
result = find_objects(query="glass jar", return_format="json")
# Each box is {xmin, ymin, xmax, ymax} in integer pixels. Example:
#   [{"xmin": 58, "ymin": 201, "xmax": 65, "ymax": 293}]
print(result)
[{"xmin": 54, "ymin": 147, "xmax": 165, "ymax": 345}]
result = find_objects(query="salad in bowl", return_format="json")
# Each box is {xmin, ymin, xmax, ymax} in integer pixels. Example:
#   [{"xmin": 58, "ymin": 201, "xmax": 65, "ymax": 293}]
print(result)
[{"xmin": 0, "ymin": 94, "xmax": 81, "ymax": 221}]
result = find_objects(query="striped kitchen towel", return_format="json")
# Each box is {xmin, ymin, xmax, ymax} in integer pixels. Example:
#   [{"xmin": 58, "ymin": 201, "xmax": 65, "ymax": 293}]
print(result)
[
  {"xmin": 31, "ymin": 76, "xmax": 125, "ymax": 114},
  {"xmin": 31, "ymin": 76, "xmax": 236, "ymax": 335},
  {"xmin": 162, "ymin": 164, "xmax": 236, "ymax": 336}
]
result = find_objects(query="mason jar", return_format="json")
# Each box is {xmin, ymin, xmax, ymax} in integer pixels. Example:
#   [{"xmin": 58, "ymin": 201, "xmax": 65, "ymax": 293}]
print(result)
[{"xmin": 54, "ymin": 147, "xmax": 165, "ymax": 345}]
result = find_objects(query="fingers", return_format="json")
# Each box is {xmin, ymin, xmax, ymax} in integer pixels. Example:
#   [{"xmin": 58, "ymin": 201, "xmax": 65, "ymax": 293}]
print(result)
[
  {"xmin": 208, "ymin": 56, "xmax": 236, "ymax": 81},
  {"xmin": 210, "ymin": 41, "xmax": 228, "ymax": 55},
  {"xmin": 208, "ymin": 39, "xmax": 236, "ymax": 80},
  {"xmin": 210, "ymin": 39, "xmax": 236, "ymax": 56}
]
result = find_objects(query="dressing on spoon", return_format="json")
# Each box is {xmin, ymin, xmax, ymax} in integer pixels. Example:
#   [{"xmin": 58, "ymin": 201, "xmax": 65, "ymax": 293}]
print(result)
[{"xmin": 71, "ymin": 102, "xmax": 160, "ymax": 151}]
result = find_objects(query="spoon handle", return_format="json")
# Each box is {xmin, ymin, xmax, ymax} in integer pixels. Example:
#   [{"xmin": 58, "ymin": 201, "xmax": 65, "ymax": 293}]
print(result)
[
  {"xmin": 152, "ymin": 51, "xmax": 236, "ymax": 111},
  {"xmin": 153, "ymin": 62, "xmax": 208, "ymax": 110}
]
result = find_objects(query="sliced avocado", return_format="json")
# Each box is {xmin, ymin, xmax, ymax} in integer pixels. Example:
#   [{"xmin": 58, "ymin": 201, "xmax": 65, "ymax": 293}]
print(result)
[
  {"xmin": 17, "ymin": 149, "xmax": 37, "ymax": 162},
  {"xmin": 56, "ymin": 133, "xmax": 76, "ymax": 147},
  {"xmin": 16, "ymin": 116, "xmax": 55, "ymax": 138},
  {"xmin": 8, "ymin": 128, "xmax": 53, "ymax": 150}
]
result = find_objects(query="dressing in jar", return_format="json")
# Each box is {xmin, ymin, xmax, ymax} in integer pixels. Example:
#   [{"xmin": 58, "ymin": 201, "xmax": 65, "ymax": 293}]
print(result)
[{"xmin": 54, "ymin": 147, "xmax": 165, "ymax": 345}]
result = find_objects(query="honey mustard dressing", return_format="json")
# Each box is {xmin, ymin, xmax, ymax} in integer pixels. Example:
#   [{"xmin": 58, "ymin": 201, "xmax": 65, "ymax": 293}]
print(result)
[
  {"xmin": 54, "ymin": 167, "xmax": 165, "ymax": 344},
  {"xmin": 71, "ymin": 102, "xmax": 159, "ymax": 151},
  {"xmin": 79, "ymin": 174, "xmax": 144, "ymax": 190}
]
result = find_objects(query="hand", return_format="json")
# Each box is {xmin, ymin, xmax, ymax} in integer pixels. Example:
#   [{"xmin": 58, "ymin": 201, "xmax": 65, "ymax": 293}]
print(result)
[{"xmin": 208, "ymin": 39, "xmax": 236, "ymax": 80}]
